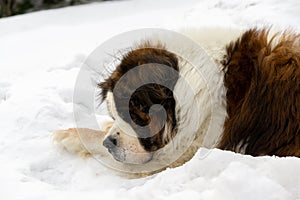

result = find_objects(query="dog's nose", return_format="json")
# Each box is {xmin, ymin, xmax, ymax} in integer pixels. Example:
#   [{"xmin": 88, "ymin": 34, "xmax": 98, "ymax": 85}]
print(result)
[{"xmin": 103, "ymin": 135, "xmax": 118, "ymax": 150}]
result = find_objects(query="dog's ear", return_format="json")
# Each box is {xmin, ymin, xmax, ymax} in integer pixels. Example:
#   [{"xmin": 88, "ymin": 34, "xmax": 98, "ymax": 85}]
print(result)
[
  {"xmin": 99, "ymin": 45, "xmax": 180, "ymax": 106},
  {"xmin": 98, "ymin": 44, "xmax": 179, "ymax": 94},
  {"xmin": 98, "ymin": 80, "xmax": 110, "ymax": 102},
  {"xmin": 98, "ymin": 72, "xmax": 119, "ymax": 102}
]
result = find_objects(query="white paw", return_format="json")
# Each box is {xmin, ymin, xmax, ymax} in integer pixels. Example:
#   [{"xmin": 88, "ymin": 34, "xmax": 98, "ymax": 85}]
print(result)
[
  {"xmin": 53, "ymin": 128, "xmax": 90, "ymax": 157},
  {"xmin": 53, "ymin": 126, "xmax": 111, "ymax": 157}
]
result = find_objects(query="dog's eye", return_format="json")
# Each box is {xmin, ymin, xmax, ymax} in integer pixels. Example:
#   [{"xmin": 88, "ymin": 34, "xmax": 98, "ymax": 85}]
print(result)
[
  {"xmin": 133, "ymin": 99, "xmax": 139, "ymax": 106},
  {"xmin": 141, "ymin": 107, "xmax": 148, "ymax": 113},
  {"xmin": 130, "ymin": 112, "xmax": 149, "ymax": 126}
]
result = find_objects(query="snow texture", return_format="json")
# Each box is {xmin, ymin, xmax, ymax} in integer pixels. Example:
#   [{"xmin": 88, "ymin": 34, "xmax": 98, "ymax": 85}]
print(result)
[{"xmin": 0, "ymin": 0, "xmax": 300, "ymax": 199}]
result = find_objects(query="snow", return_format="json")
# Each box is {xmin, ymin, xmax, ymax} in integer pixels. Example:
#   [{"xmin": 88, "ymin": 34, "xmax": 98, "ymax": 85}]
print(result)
[{"xmin": 0, "ymin": 0, "xmax": 300, "ymax": 199}]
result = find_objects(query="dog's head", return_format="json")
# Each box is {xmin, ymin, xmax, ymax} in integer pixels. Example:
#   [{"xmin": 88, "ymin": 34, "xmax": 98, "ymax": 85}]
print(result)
[{"xmin": 98, "ymin": 43, "xmax": 180, "ymax": 164}]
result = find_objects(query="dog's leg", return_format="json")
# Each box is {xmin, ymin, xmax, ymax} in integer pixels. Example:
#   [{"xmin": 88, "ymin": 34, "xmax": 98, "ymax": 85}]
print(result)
[{"xmin": 53, "ymin": 121, "xmax": 113, "ymax": 157}]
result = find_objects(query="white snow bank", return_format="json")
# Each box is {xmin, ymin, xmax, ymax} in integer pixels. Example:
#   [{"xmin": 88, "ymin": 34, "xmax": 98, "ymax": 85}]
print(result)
[{"xmin": 0, "ymin": 0, "xmax": 299, "ymax": 199}]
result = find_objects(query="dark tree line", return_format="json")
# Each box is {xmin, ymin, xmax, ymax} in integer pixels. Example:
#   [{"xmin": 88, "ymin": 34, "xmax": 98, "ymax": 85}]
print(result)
[
  {"xmin": 0, "ymin": 0, "xmax": 107, "ymax": 18},
  {"xmin": 0, "ymin": 0, "xmax": 16, "ymax": 17}
]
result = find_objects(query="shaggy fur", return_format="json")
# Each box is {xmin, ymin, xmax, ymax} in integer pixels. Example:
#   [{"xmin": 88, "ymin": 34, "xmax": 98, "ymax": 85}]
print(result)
[
  {"xmin": 219, "ymin": 28, "xmax": 300, "ymax": 156},
  {"xmin": 53, "ymin": 27, "xmax": 300, "ymax": 178}
]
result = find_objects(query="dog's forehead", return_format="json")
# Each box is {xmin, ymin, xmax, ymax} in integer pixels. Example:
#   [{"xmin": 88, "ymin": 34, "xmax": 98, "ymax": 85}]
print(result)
[{"xmin": 106, "ymin": 91, "xmax": 137, "ymax": 137}]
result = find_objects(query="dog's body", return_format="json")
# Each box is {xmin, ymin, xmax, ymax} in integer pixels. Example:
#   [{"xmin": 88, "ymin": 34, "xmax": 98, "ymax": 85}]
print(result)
[{"xmin": 54, "ymin": 27, "xmax": 300, "ymax": 177}]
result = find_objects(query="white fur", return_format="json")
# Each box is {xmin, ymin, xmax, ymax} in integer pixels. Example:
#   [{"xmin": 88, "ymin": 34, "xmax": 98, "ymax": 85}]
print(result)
[
  {"xmin": 148, "ymin": 28, "xmax": 242, "ymax": 168},
  {"xmin": 54, "ymin": 27, "xmax": 244, "ymax": 177},
  {"xmin": 102, "ymin": 28, "xmax": 243, "ymax": 176}
]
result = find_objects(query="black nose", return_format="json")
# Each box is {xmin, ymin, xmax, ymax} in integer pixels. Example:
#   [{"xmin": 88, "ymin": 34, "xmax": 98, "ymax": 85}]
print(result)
[{"xmin": 103, "ymin": 135, "xmax": 118, "ymax": 150}]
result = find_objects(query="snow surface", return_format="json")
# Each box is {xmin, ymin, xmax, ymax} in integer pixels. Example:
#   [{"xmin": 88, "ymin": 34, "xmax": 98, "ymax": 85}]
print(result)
[{"xmin": 0, "ymin": 0, "xmax": 300, "ymax": 199}]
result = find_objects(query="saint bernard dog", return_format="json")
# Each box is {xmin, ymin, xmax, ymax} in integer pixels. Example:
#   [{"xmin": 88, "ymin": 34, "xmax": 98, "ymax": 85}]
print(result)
[{"xmin": 54, "ymin": 27, "xmax": 300, "ymax": 177}]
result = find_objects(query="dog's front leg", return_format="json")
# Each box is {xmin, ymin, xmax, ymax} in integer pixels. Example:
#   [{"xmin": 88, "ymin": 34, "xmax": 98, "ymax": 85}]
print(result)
[{"xmin": 53, "ymin": 121, "xmax": 113, "ymax": 157}]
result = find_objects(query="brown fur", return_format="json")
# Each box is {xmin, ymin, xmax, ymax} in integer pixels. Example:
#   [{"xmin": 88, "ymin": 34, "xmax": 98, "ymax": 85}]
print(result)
[
  {"xmin": 53, "ymin": 28, "xmax": 300, "ymax": 175},
  {"xmin": 98, "ymin": 44, "xmax": 179, "ymax": 151},
  {"xmin": 219, "ymin": 28, "xmax": 300, "ymax": 157}
]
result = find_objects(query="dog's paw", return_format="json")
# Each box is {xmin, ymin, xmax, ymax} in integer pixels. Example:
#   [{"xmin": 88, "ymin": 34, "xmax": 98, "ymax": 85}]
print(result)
[
  {"xmin": 53, "ymin": 125, "xmax": 112, "ymax": 157},
  {"xmin": 53, "ymin": 128, "xmax": 91, "ymax": 157}
]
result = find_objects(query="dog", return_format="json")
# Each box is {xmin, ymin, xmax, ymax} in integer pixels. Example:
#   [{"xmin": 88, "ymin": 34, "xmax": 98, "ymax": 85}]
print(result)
[{"xmin": 54, "ymin": 27, "xmax": 300, "ymax": 177}]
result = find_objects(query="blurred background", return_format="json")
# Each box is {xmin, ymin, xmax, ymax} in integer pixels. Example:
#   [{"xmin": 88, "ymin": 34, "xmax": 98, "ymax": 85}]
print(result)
[{"xmin": 0, "ymin": 0, "xmax": 112, "ymax": 17}]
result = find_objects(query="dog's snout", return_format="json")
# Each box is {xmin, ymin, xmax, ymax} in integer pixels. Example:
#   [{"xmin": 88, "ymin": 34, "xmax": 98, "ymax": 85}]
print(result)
[{"xmin": 103, "ymin": 135, "xmax": 118, "ymax": 150}]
